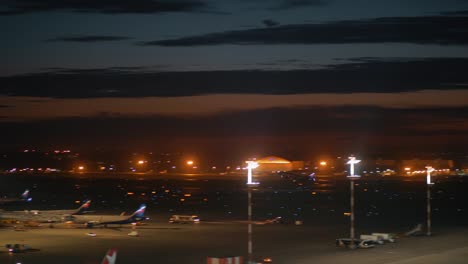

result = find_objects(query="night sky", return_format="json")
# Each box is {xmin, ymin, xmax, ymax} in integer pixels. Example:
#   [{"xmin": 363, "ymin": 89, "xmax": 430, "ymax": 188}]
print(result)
[{"xmin": 1, "ymin": 0, "xmax": 468, "ymax": 157}]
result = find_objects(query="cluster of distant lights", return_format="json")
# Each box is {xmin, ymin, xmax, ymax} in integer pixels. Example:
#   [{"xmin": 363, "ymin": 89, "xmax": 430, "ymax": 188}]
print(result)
[
  {"xmin": 8, "ymin": 153, "xmax": 461, "ymax": 176},
  {"xmin": 125, "ymin": 189, "xmax": 200, "ymax": 203},
  {"xmin": 7, "ymin": 168, "xmax": 60, "ymax": 173},
  {"xmin": 23, "ymin": 149, "xmax": 72, "ymax": 154},
  {"xmin": 361, "ymin": 169, "xmax": 395, "ymax": 174},
  {"xmin": 404, "ymin": 167, "xmax": 450, "ymax": 175},
  {"xmin": 7, "ymin": 149, "xmax": 74, "ymax": 172}
]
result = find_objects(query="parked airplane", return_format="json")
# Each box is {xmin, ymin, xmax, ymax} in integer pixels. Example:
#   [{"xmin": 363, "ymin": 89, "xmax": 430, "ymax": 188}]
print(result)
[
  {"xmin": 71, "ymin": 204, "xmax": 147, "ymax": 227},
  {"xmin": 0, "ymin": 200, "xmax": 91, "ymax": 223},
  {"xmin": 101, "ymin": 248, "xmax": 117, "ymax": 264},
  {"xmin": 233, "ymin": 216, "xmax": 284, "ymax": 225},
  {"xmin": 251, "ymin": 216, "xmax": 285, "ymax": 225},
  {"xmin": 0, "ymin": 189, "xmax": 31, "ymax": 205}
]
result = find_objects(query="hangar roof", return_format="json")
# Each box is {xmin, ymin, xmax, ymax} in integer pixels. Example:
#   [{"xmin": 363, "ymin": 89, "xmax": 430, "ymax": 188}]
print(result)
[{"xmin": 257, "ymin": 156, "xmax": 291, "ymax": 164}]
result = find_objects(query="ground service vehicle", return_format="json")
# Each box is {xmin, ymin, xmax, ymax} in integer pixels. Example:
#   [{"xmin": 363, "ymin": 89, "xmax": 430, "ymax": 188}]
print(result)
[
  {"xmin": 5, "ymin": 243, "xmax": 32, "ymax": 253},
  {"xmin": 335, "ymin": 238, "xmax": 375, "ymax": 249},
  {"xmin": 169, "ymin": 215, "xmax": 200, "ymax": 224}
]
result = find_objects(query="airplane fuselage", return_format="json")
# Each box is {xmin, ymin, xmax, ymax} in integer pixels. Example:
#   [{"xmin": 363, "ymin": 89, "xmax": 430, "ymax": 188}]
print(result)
[
  {"xmin": 0, "ymin": 198, "xmax": 24, "ymax": 205},
  {"xmin": 71, "ymin": 214, "xmax": 144, "ymax": 226}
]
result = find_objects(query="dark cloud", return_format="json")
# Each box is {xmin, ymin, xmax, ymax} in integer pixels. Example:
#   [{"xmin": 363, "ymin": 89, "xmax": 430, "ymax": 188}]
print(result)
[
  {"xmin": 41, "ymin": 66, "xmax": 149, "ymax": 71},
  {"xmin": 440, "ymin": 10, "xmax": 468, "ymax": 16},
  {"xmin": 0, "ymin": 10, "xmax": 20, "ymax": 15},
  {"xmin": 269, "ymin": 0, "xmax": 328, "ymax": 10},
  {"xmin": 46, "ymin": 35, "xmax": 131, "ymax": 43},
  {"xmin": 1, "ymin": 57, "xmax": 468, "ymax": 98},
  {"xmin": 0, "ymin": 0, "xmax": 207, "ymax": 15},
  {"xmin": 140, "ymin": 15, "xmax": 468, "ymax": 46},
  {"xmin": 262, "ymin": 19, "xmax": 279, "ymax": 27},
  {"xmin": 0, "ymin": 106, "xmax": 466, "ymax": 154},
  {"xmin": 41, "ymin": 66, "xmax": 166, "ymax": 73}
]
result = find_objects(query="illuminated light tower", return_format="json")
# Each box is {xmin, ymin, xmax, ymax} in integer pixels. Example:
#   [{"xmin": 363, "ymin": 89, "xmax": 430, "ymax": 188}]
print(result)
[
  {"xmin": 246, "ymin": 161, "xmax": 259, "ymax": 185},
  {"xmin": 426, "ymin": 166, "xmax": 435, "ymax": 236},
  {"xmin": 245, "ymin": 160, "xmax": 259, "ymax": 264},
  {"xmin": 426, "ymin": 166, "xmax": 434, "ymax": 185},
  {"xmin": 347, "ymin": 157, "xmax": 360, "ymax": 177},
  {"xmin": 346, "ymin": 156, "xmax": 361, "ymax": 248}
]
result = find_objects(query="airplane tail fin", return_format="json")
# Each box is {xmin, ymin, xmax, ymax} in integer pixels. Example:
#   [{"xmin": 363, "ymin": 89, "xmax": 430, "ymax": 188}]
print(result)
[
  {"xmin": 101, "ymin": 248, "xmax": 117, "ymax": 264},
  {"xmin": 130, "ymin": 204, "xmax": 146, "ymax": 221},
  {"xmin": 73, "ymin": 200, "xmax": 91, "ymax": 215},
  {"xmin": 21, "ymin": 189, "xmax": 32, "ymax": 202}
]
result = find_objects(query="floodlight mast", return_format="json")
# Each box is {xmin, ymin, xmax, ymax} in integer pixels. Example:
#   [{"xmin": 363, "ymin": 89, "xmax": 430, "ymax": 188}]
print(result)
[
  {"xmin": 245, "ymin": 160, "xmax": 259, "ymax": 263},
  {"xmin": 426, "ymin": 166, "xmax": 435, "ymax": 236},
  {"xmin": 347, "ymin": 156, "xmax": 361, "ymax": 249}
]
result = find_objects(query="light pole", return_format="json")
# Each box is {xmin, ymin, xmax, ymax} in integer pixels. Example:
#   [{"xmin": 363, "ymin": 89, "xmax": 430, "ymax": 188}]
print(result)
[
  {"xmin": 426, "ymin": 166, "xmax": 435, "ymax": 236},
  {"xmin": 347, "ymin": 156, "xmax": 361, "ymax": 248},
  {"xmin": 247, "ymin": 186, "xmax": 253, "ymax": 263},
  {"xmin": 246, "ymin": 160, "xmax": 259, "ymax": 263}
]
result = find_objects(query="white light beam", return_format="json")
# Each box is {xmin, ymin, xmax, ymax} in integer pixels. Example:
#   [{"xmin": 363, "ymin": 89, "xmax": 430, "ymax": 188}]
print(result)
[
  {"xmin": 426, "ymin": 166, "xmax": 435, "ymax": 185},
  {"xmin": 347, "ymin": 157, "xmax": 361, "ymax": 177},
  {"xmin": 246, "ymin": 161, "xmax": 259, "ymax": 185}
]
